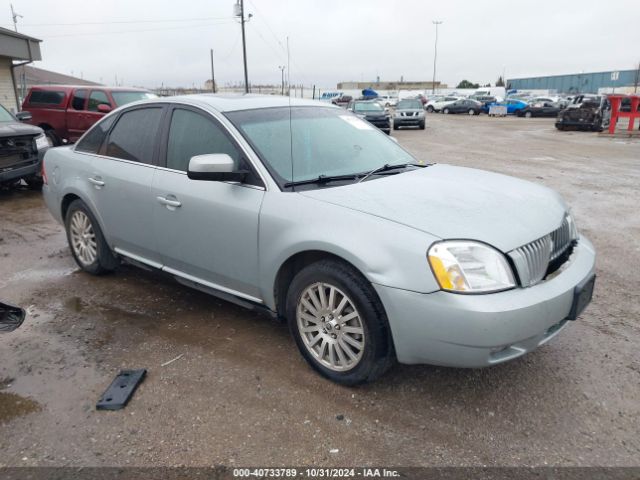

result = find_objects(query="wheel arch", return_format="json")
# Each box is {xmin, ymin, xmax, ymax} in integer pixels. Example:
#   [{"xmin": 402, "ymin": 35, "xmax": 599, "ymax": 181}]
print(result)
[{"xmin": 273, "ymin": 250, "xmax": 371, "ymax": 319}]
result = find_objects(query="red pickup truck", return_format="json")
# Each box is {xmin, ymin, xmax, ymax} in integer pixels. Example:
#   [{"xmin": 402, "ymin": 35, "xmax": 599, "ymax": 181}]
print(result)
[{"xmin": 21, "ymin": 85, "xmax": 157, "ymax": 145}]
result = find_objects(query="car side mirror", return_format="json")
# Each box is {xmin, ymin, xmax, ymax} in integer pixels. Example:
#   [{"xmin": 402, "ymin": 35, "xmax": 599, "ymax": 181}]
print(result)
[
  {"xmin": 0, "ymin": 301, "xmax": 25, "ymax": 333},
  {"xmin": 187, "ymin": 153, "xmax": 247, "ymax": 182},
  {"xmin": 97, "ymin": 104, "xmax": 112, "ymax": 113},
  {"xmin": 15, "ymin": 111, "xmax": 32, "ymax": 122}
]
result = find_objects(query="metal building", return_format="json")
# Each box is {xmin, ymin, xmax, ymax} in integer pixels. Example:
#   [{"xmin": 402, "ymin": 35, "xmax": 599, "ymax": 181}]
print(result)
[{"xmin": 507, "ymin": 69, "xmax": 639, "ymax": 94}]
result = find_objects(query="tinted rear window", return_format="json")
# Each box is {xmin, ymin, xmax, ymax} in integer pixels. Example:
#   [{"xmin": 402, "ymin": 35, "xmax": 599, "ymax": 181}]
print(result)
[
  {"xmin": 28, "ymin": 90, "xmax": 65, "ymax": 106},
  {"xmin": 105, "ymin": 107, "xmax": 163, "ymax": 165},
  {"xmin": 75, "ymin": 115, "xmax": 116, "ymax": 154}
]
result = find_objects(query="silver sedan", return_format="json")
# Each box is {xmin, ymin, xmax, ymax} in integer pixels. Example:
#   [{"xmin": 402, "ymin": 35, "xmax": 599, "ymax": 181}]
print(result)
[{"xmin": 41, "ymin": 95, "xmax": 596, "ymax": 385}]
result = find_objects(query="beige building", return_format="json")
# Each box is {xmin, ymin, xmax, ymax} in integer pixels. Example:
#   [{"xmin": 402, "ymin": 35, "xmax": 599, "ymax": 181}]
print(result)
[
  {"xmin": 337, "ymin": 80, "xmax": 447, "ymax": 91},
  {"xmin": 0, "ymin": 27, "xmax": 42, "ymax": 112}
]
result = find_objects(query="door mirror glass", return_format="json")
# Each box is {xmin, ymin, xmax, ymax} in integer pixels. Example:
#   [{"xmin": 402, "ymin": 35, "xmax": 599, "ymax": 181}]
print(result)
[
  {"xmin": 97, "ymin": 104, "xmax": 112, "ymax": 113},
  {"xmin": 0, "ymin": 302, "xmax": 25, "ymax": 333},
  {"xmin": 187, "ymin": 154, "xmax": 247, "ymax": 182},
  {"xmin": 15, "ymin": 111, "xmax": 32, "ymax": 122}
]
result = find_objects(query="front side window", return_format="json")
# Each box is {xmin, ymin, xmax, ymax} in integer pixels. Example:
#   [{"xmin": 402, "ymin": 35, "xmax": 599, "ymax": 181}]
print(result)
[
  {"xmin": 75, "ymin": 115, "xmax": 116, "ymax": 154},
  {"xmin": 105, "ymin": 108, "xmax": 163, "ymax": 164},
  {"xmin": 166, "ymin": 108, "xmax": 241, "ymax": 172},
  {"xmin": 71, "ymin": 89, "xmax": 87, "ymax": 110},
  {"xmin": 88, "ymin": 91, "xmax": 111, "ymax": 112},
  {"xmin": 226, "ymin": 107, "xmax": 416, "ymax": 188}
]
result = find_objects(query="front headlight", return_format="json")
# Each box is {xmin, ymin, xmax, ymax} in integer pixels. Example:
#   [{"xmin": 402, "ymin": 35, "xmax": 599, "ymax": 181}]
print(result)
[
  {"xmin": 35, "ymin": 133, "xmax": 49, "ymax": 150},
  {"xmin": 566, "ymin": 212, "xmax": 579, "ymax": 240},
  {"xmin": 428, "ymin": 241, "xmax": 516, "ymax": 293}
]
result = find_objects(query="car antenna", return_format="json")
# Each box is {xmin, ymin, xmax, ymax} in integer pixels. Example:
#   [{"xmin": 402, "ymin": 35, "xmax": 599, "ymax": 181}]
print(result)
[{"xmin": 287, "ymin": 36, "xmax": 294, "ymax": 191}]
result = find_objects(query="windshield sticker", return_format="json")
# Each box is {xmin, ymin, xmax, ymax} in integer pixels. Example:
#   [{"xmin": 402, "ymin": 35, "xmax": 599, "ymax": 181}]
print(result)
[{"xmin": 339, "ymin": 115, "xmax": 375, "ymax": 130}]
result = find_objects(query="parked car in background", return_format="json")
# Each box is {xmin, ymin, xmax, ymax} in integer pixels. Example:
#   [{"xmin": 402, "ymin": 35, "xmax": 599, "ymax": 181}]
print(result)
[
  {"xmin": 393, "ymin": 98, "xmax": 425, "ymax": 130},
  {"xmin": 0, "ymin": 104, "xmax": 49, "ymax": 188},
  {"xmin": 486, "ymin": 99, "xmax": 528, "ymax": 115},
  {"xmin": 469, "ymin": 94, "xmax": 497, "ymax": 109},
  {"xmin": 331, "ymin": 95, "xmax": 353, "ymax": 108},
  {"xmin": 21, "ymin": 85, "xmax": 157, "ymax": 145},
  {"xmin": 377, "ymin": 95, "xmax": 398, "ymax": 107},
  {"xmin": 426, "ymin": 96, "xmax": 460, "ymax": 113},
  {"xmin": 555, "ymin": 95, "xmax": 609, "ymax": 131},
  {"xmin": 41, "ymin": 94, "xmax": 595, "ymax": 385},
  {"xmin": 517, "ymin": 102, "xmax": 562, "ymax": 118},
  {"xmin": 442, "ymin": 99, "xmax": 483, "ymax": 115},
  {"xmin": 348, "ymin": 100, "xmax": 391, "ymax": 134}
]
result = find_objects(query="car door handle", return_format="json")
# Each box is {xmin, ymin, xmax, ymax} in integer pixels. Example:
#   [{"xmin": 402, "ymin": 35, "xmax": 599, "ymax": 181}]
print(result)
[
  {"xmin": 88, "ymin": 176, "xmax": 105, "ymax": 187},
  {"xmin": 156, "ymin": 196, "xmax": 182, "ymax": 208}
]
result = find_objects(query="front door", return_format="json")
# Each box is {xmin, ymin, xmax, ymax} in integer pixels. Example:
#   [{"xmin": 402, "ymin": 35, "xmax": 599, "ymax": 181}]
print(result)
[
  {"xmin": 152, "ymin": 107, "xmax": 265, "ymax": 300},
  {"xmin": 88, "ymin": 105, "xmax": 165, "ymax": 266}
]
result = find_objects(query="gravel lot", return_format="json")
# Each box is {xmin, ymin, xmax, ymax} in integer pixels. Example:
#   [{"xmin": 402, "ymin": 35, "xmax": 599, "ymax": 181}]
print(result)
[{"xmin": 0, "ymin": 114, "xmax": 639, "ymax": 467}]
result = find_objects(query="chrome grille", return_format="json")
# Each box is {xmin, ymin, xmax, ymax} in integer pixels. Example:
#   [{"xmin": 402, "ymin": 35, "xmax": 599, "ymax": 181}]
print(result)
[
  {"xmin": 509, "ymin": 235, "xmax": 553, "ymax": 287},
  {"xmin": 509, "ymin": 215, "xmax": 576, "ymax": 287},
  {"xmin": 550, "ymin": 214, "xmax": 573, "ymax": 261}
]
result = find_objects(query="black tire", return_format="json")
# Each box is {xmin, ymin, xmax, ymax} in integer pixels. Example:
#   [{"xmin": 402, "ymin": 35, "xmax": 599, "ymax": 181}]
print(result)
[
  {"xmin": 44, "ymin": 129, "xmax": 61, "ymax": 147},
  {"xmin": 286, "ymin": 260, "xmax": 394, "ymax": 385},
  {"xmin": 426, "ymin": 105, "xmax": 434, "ymax": 113},
  {"xmin": 525, "ymin": 111, "xmax": 533, "ymax": 118},
  {"xmin": 393, "ymin": 123, "xmax": 399, "ymax": 130},
  {"xmin": 25, "ymin": 176, "xmax": 43, "ymax": 190},
  {"xmin": 64, "ymin": 199, "xmax": 118, "ymax": 275},
  {"xmin": 443, "ymin": 108, "xmax": 449, "ymax": 114},
  {"xmin": 419, "ymin": 120, "xmax": 425, "ymax": 130},
  {"xmin": 468, "ymin": 109, "xmax": 475, "ymax": 116}
]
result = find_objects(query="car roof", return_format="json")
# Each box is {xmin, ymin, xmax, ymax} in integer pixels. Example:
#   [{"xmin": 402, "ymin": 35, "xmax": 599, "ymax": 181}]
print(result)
[{"xmin": 146, "ymin": 93, "xmax": 335, "ymax": 113}]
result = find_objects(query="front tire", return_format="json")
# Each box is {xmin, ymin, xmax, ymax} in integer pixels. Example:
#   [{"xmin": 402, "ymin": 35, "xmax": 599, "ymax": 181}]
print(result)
[
  {"xmin": 525, "ymin": 111, "xmax": 533, "ymax": 118},
  {"xmin": 443, "ymin": 108, "xmax": 450, "ymax": 114},
  {"xmin": 286, "ymin": 260, "xmax": 394, "ymax": 385},
  {"xmin": 426, "ymin": 106, "xmax": 434, "ymax": 113},
  {"xmin": 419, "ymin": 120, "xmax": 425, "ymax": 130},
  {"xmin": 65, "ymin": 199, "xmax": 118, "ymax": 275}
]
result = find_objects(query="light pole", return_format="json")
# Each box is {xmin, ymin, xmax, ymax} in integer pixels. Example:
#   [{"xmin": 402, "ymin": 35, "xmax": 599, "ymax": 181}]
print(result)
[
  {"xmin": 432, "ymin": 20, "xmax": 443, "ymax": 94},
  {"xmin": 234, "ymin": 0, "xmax": 252, "ymax": 93},
  {"xmin": 278, "ymin": 66, "xmax": 286, "ymax": 95}
]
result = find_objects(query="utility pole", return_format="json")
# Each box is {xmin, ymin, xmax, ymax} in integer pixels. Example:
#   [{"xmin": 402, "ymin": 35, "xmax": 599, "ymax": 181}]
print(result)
[
  {"xmin": 235, "ymin": 0, "xmax": 251, "ymax": 94},
  {"xmin": 431, "ymin": 20, "xmax": 443, "ymax": 94},
  {"xmin": 278, "ymin": 66, "xmax": 285, "ymax": 95},
  {"xmin": 210, "ymin": 49, "xmax": 216, "ymax": 93},
  {"xmin": 10, "ymin": 4, "xmax": 22, "ymax": 32}
]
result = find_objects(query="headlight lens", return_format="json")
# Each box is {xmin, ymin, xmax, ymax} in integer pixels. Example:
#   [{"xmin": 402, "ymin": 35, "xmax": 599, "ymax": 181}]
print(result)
[{"xmin": 428, "ymin": 241, "xmax": 516, "ymax": 293}]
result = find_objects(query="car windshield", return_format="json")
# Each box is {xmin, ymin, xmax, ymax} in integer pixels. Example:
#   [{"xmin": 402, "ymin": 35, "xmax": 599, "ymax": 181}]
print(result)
[
  {"xmin": 111, "ymin": 91, "xmax": 158, "ymax": 107},
  {"xmin": 397, "ymin": 100, "xmax": 422, "ymax": 109},
  {"xmin": 226, "ymin": 106, "xmax": 417, "ymax": 188},
  {"xmin": 353, "ymin": 102, "xmax": 383, "ymax": 112},
  {"xmin": 0, "ymin": 105, "xmax": 15, "ymax": 122}
]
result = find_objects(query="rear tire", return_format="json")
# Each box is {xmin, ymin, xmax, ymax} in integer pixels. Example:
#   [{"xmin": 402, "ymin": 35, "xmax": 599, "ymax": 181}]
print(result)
[
  {"xmin": 44, "ymin": 129, "xmax": 61, "ymax": 147},
  {"xmin": 286, "ymin": 260, "xmax": 394, "ymax": 385},
  {"xmin": 525, "ymin": 111, "xmax": 533, "ymax": 118},
  {"xmin": 65, "ymin": 199, "xmax": 118, "ymax": 275},
  {"xmin": 426, "ymin": 106, "xmax": 434, "ymax": 113},
  {"xmin": 468, "ymin": 109, "xmax": 475, "ymax": 115}
]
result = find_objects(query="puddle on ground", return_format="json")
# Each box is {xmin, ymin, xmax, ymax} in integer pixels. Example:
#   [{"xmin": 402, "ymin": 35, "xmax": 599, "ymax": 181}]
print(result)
[{"xmin": 0, "ymin": 392, "xmax": 41, "ymax": 424}]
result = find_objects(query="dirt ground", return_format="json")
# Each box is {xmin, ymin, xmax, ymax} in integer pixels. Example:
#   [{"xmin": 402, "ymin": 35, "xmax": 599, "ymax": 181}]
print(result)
[{"xmin": 0, "ymin": 114, "xmax": 639, "ymax": 467}]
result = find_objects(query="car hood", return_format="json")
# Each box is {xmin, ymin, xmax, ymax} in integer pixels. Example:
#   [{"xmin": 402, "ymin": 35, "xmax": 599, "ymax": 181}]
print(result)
[
  {"xmin": 0, "ymin": 121, "xmax": 43, "ymax": 137},
  {"xmin": 299, "ymin": 164, "xmax": 567, "ymax": 253}
]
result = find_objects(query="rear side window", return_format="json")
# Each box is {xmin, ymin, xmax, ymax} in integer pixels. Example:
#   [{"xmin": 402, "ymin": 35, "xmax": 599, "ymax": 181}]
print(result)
[
  {"xmin": 75, "ymin": 115, "xmax": 116, "ymax": 154},
  {"xmin": 71, "ymin": 89, "xmax": 87, "ymax": 110},
  {"xmin": 88, "ymin": 91, "xmax": 111, "ymax": 112},
  {"xmin": 166, "ymin": 108, "xmax": 240, "ymax": 172},
  {"xmin": 28, "ymin": 90, "xmax": 65, "ymax": 106},
  {"xmin": 105, "ymin": 108, "xmax": 163, "ymax": 164}
]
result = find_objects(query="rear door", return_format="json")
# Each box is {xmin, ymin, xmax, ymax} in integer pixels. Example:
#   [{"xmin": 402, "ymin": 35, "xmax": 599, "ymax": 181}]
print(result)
[
  {"xmin": 151, "ymin": 106, "xmax": 265, "ymax": 300},
  {"xmin": 88, "ymin": 105, "xmax": 165, "ymax": 266}
]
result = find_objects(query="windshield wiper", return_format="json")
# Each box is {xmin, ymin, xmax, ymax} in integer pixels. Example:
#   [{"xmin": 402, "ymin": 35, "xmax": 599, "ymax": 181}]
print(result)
[
  {"xmin": 357, "ymin": 163, "xmax": 424, "ymax": 183},
  {"xmin": 284, "ymin": 174, "xmax": 360, "ymax": 188}
]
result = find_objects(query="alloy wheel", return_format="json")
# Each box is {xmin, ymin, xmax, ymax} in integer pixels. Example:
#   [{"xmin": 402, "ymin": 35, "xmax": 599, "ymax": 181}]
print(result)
[
  {"xmin": 69, "ymin": 210, "xmax": 97, "ymax": 266},
  {"xmin": 296, "ymin": 282, "xmax": 365, "ymax": 372}
]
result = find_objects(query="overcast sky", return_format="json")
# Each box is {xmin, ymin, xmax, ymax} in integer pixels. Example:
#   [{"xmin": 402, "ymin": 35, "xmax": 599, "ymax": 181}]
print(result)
[{"xmin": 4, "ymin": 0, "xmax": 640, "ymax": 89}]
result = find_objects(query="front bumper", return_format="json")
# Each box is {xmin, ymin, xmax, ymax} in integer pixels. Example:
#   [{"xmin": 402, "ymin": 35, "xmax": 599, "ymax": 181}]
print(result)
[
  {"xmin": 394, "ymin": 115, "xmax": 424, "ymax": 126},
  {"xmin": 0, "ymin": 148, "xmax": 46, "ymax": 183},
  {"xmin": 365, "ymin": 117, "xmax": 390, "ymax": 131},
  {"xmin": 375, "ymin": 236, "xmax": 596, "ymax": 367}
]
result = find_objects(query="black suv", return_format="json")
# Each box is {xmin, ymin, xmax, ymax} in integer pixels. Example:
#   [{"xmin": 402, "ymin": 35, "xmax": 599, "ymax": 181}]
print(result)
[
  {"xmin": 0, "ymin": 105, "xmax": 49, "ymax": 188},
  {"xmin": 347, "ymin": 100, "xmax": 391, "ymax": 134}
]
